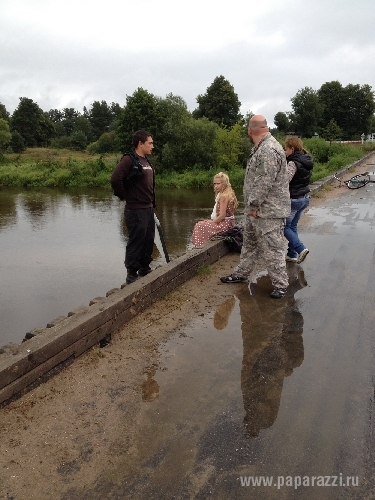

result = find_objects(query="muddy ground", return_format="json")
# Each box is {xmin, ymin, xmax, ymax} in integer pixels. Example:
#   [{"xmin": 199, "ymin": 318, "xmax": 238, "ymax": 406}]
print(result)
[{"xmin": 0, "ymin": 166, "xmax": 371, "ymax": 500}]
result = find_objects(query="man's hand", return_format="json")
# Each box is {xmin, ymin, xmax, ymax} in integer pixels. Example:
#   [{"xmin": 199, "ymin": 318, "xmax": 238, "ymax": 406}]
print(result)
[{"xmin": 249, "ymin": 210, "xmax": 257, "ymax": 218}]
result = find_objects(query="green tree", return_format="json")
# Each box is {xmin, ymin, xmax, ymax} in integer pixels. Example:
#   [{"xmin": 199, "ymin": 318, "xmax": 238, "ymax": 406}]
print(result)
[
  {"xmin": 89, "ymin": 100, "xmax": 115, "ymax": 140},
  {"xmin": 241, "ymin": 110, "xmax": 254, "ymax": 130},
  {"xmin": 322, "ymin": 118, "xmax": 342, "ymax": 145},
  {"xmin": 291, "ymin": 87, "xmax": 323, "ymax": 137},
  {"xmin": 318, "ymin": 81, "xmax": 375, "ymax": 139},
  {"xmin": 0, "ymin": 118, "xmax": 11, "ymax": 150},
  {"xmin": 47, "ymin": 108, "xmax": 64, "ymax": 124},
  {"xmin": 342, "ymin": 84, "xmax": 375, "ymax": 139},
  {"xmin": 61, "ymin": 108, "xmax": 80, "ymax": 136},
  {"xmin": 193, "ymin": 75, "xmax": 241, "ymax": 128},
  {"xmin": 274, "ymin": 112, "xmax": 291, "ymax": 133},
  {"xmin": 36, "ymin": 112, "xmax": 56, "ymax": 146},
  {"xmin": 317, "ymin": 81, "xmax": 345, "ymax": 130},
  {"xmin": 73, "ymin": 116, "xmax": 93, "ymax": 143},
  {"xmin": 117, "ymin": 88, "xmax": 161, "ymax": 152},
  {"xmin": 11, "ymin": 97, "xmax": 55, "ymax": 147},
  {"xmin": 155, "ymin": 93, "xmax": 191, "ymax": 160},
  {"xmin": 370, "ymin": 114, "xmax": 375, "ymax": 135},
  {"xmin": 0, "ymin": 103, "xmax": 10, "ymax": 122}
]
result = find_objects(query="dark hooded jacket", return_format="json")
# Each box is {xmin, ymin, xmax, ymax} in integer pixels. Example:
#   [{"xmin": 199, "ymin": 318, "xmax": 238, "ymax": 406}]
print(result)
[{"xmin": 287, "ymin": 151, "xmax": 314, "ymax": 198}]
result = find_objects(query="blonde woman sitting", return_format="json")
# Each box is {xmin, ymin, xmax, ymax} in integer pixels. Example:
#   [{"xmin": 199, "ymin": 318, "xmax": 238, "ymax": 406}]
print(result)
[{"xmin": 191, "ymin": 172, "xmax": 238, "ymax": 248}]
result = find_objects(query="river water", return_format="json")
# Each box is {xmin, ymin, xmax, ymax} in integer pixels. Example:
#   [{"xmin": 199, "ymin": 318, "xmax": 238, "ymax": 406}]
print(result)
[{"xmin": 0, "ymin": 186, "xmax": 242, "ymax": 347}]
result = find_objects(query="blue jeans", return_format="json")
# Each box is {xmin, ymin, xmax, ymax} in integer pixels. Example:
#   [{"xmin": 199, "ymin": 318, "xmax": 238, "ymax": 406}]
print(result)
[{"xmin": 284, "ymin": 196, "xmax": 309, "ymax": 258}]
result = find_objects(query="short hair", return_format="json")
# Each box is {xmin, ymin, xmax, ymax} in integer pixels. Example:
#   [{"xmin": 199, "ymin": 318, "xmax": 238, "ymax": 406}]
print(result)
[
  {"xmin": 285, "ymin": 136, "xmax": 304, "ymax": 152},
  {"xmin": 249, "ymin": 117, "xmax": 267, "ymax": 128},
  {"xmin": 132, "ymin": 130, "xmax": 153, "ymax": 149}
]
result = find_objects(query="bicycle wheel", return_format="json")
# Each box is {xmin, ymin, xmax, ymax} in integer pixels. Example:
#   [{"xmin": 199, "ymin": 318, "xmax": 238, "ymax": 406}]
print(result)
[{"xmin": 346, "ymin": 173, "xmax": 370, "ymax": 189}]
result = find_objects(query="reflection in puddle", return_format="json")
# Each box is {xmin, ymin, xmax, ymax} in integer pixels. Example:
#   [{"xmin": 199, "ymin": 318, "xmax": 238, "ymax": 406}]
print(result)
[
  {"xmin": 130, "ymin": 266, "xmax": 309, "ymax": 496},
  {"xmin": 145, "ymin": 265, "xmax": 308, "ymax": 442},
  {"xmin": 213, "ymin": 297, "xmax": 236, "ymax": 330},
  {"xmin": 142, "ymin": 364, "xmax": 160, "ymax": 402},
  {"xmin": 212, "ymin": 267, "xmax": 307, "ymax": 437}
]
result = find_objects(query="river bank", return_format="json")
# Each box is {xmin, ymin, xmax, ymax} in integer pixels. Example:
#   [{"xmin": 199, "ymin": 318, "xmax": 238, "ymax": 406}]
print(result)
[{"xmin": 1, "ymin": 141, "xmax": 374, "ymax": 189}]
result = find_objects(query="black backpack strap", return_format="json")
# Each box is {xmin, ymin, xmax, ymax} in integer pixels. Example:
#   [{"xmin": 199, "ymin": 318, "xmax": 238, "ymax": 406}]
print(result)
[{"xmin": 122, "ymin": 150, "xmax": 143, "ymax": 188}]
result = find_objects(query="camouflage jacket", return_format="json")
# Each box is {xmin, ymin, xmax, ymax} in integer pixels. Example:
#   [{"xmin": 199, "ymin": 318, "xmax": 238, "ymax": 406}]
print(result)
[{"xmin": 243, "ymin": 133, "xmax": 290, "ymax": 219}]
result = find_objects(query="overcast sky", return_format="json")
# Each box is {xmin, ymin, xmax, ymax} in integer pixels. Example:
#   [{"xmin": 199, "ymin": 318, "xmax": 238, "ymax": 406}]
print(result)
[{"xmin": 1, "ymin": 0, "xmax": 374, "ymax": 127}]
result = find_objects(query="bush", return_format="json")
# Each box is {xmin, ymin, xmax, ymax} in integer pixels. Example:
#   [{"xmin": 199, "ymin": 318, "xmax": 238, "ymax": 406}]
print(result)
[
  {"xmin": 87, "ymin": 132, "xmax": 118, "ymax": 154},
  {"xmin": 50, "ymin": 136, "xmax": 72, "ymax": 149},
  {"xmin": 160, "ymin": 117, "xmax": 218, "ymax": 172},
  {"xmin": 86, "ymin": 141, "xmax": 99, "ymax": 154},
  {"xmin": 304, "ymin": 138, "xmax": 331, "ymax": 163},
  {"xmin": 70, "ymin": 131, "xmax": 87, "ymax": 151},
  {"xmin": 213, "ymin": 123, "xmax": 244, "ymax": 171},
  {"xmin": 9, "ymin": 130, "xmax": 26, "ymax": 153}
]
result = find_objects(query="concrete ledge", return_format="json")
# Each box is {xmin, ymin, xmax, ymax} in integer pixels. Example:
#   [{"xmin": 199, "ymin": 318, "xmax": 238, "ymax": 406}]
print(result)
[{"xmin": 0, "ymin": 240, "xmax": 230, "ymax": 405}]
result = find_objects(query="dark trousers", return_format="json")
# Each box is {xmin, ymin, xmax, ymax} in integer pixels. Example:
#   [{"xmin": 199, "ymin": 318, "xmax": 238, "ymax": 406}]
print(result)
[{"xmin": 124, "ymin": 207, "xmax": 155, "ymax": 273}]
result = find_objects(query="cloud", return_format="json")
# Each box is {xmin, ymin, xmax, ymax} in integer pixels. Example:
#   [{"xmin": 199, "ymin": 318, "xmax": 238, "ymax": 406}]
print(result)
[{"xmin": 1, "ymin": 0, "xmax": 374, "ymax": 127}]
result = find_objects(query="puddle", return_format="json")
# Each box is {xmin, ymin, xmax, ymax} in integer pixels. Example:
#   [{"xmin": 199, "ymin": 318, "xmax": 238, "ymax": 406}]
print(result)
[{"xmin": 305, "ymin": 195, "xmax": 375, "ymax": 234}]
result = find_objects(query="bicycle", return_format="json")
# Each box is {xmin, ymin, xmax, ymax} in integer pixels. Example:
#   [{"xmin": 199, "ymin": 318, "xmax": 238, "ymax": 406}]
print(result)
[{"xmin": 332, "ymin": 171, "xmax": 371, "ymax": 189}]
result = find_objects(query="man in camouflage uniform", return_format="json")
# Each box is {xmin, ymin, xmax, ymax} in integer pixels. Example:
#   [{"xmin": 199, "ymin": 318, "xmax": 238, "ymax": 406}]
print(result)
[{"xmin": 221, "ymin": 115, "xmax": 290, "ymax": 298}]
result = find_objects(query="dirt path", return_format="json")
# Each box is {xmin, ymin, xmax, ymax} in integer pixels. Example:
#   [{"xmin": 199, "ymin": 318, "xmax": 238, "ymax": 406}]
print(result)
[{"xmin": 0, "ymin": 161, "xmax": 372, "ymax": 500}]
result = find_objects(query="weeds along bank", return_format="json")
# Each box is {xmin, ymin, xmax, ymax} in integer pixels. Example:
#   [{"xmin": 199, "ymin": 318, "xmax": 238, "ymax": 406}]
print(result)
[{"xmin": 1, "ymin": 140, "xmax": 375, "ymax": 189}]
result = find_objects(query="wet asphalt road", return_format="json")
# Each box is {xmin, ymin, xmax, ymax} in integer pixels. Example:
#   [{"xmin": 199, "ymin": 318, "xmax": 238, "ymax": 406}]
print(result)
[{"xmin": 63, "ymin": 183, "xmax": 375, "ymax": 500}]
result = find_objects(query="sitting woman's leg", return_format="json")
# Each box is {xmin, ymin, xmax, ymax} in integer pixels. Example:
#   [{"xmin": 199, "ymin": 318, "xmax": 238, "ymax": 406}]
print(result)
[{"xmin": 191, "ymin": 219, "xmax": 233, "ymax": 247}]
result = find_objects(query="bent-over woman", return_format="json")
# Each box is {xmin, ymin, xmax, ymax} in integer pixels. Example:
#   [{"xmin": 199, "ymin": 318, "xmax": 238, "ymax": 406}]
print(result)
[{"xmin": 284, "ymin": 136, "xmax": 313, "ymax": 263}]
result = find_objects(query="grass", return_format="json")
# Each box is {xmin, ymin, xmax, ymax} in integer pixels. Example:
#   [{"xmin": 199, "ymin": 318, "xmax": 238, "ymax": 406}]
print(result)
[
  {"xmin": 156, "ymin": 166, "xmax": 245, "ymax": 189},
  {"xmin": 1, "ymin": 141, "xmax": 375, "ymax": 189},
  {"xmin": 196, "ymin": 264, "xmax": 212, "ymax": 276},
  {"xmin": 0, "ymin": 148, "xmax": 121, "ymax": 188}
]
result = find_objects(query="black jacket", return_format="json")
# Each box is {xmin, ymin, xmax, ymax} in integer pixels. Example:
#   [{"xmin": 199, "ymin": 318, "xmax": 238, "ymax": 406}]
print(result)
[
  {"xmin": 110, "ymin": 151, "xmax": 156, "ymax": 208},
  {"xmin": 287, "ymin": 151, "xmax": 314, "ymax": 198}
]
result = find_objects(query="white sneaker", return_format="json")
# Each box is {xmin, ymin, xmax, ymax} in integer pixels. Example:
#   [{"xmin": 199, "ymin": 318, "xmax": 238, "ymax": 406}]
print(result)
[
  {"xmin": 286, "ymin": 256, "xmax": 298, "ymax": 262},
  {"xmin": 297, "ymin": 248, "xmax": 309, "ymax": 263}
]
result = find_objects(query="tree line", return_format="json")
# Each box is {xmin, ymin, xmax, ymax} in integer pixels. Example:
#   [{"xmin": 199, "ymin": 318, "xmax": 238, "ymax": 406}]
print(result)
[
  {"xmin": 274, "ymin": 81, "xmax": 375, "ymax": 140},
  {"xmin": 0, "ymin": 76, "xmax": 374, "ymax": 172}
]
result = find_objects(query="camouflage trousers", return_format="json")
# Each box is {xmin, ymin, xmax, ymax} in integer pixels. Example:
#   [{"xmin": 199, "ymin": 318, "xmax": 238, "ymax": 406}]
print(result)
[{"xmin": 234, "ymin": 216, "xmax": 288, "ymax": 289}]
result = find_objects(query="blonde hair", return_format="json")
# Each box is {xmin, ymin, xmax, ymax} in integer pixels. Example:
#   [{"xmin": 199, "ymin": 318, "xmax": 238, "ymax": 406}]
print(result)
[{"xmin": 213, "ymin": 172, "xmax": 238, "ymax": 209}]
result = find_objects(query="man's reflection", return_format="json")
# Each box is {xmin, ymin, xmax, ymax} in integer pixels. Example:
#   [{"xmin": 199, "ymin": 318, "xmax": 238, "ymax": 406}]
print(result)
[
  {"xmin": 215, "ymin": 266, "xmax": 306, "ymax": 438},
  {"xmin": 142, "ymin": 365, "xmax": 160, "ymax": 402},
  {"xmin": 214, "ymin": 297, "xmax": 236, "ymax": 330}
]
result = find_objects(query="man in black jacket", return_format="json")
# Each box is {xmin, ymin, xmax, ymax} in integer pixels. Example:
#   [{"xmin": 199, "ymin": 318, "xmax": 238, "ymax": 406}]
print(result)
[{"xmin": 111, "ymin": 130, "xmax": 155, "ymax": 284}]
